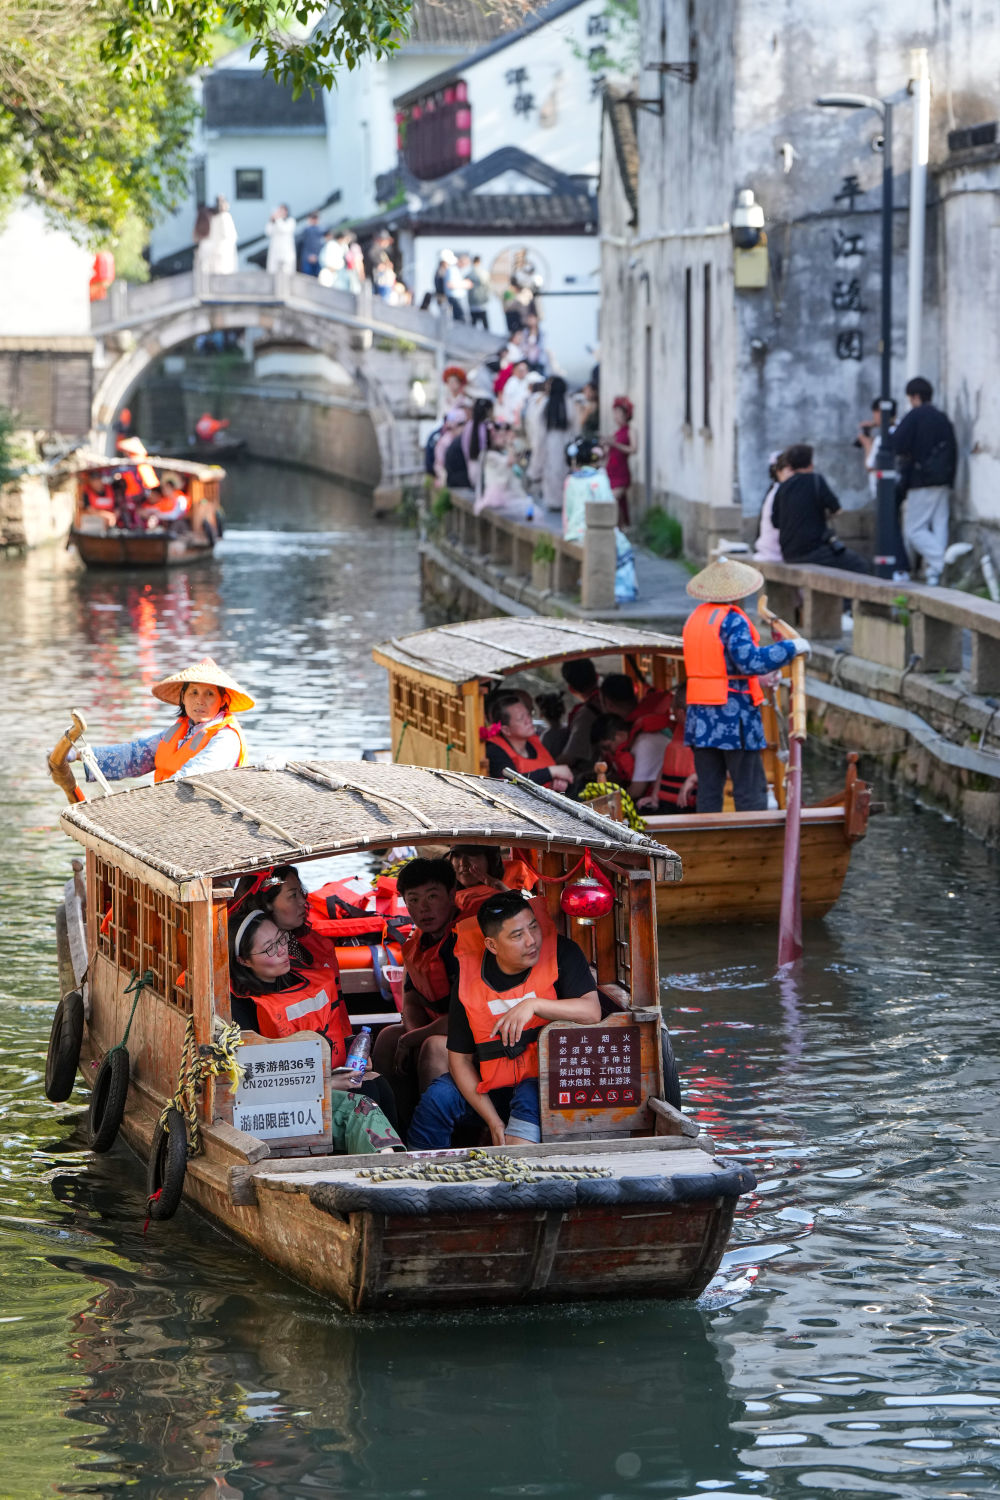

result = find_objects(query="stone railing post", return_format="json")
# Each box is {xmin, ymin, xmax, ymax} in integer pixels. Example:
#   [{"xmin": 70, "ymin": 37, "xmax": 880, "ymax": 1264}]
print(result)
[{"xmin": 581, "ymin": 500, "xmax": 617, "ymax": 610}]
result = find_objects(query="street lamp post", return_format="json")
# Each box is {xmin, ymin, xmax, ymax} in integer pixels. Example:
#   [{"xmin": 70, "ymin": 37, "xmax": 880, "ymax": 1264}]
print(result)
[{"xmin": 816, "ymin": 92, "xmax": 897, "ymax": 577}]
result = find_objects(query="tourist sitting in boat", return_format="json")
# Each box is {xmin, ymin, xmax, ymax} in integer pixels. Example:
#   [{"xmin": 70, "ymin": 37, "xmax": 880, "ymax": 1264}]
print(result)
[
  {"xmin": 599, "ymin": 673, "xmax": 673, "ymax": 805},
  {"xmin": 144, "ymin": 474, "xmax": 191, "ymax": 531},
  {"xmin": 448, "ymin": 844, "xmax": 508, "ymax": 900},
  {"xmin": 371, "ymin": 856, "xmax": 461, "ymax": 1129},
  {"xmin": 682, "ymin": 557, "xmax": 809, "ymax": 812},
  {"xmin": 228, "ymin": 907, "xmax": 399, "ymax": 1129},
  {"xmin": 407, "ymin": 890, "xmax": 601, "ymax": 1149},
  {"xmin": 81, "ymin": 476, "xmax": 116, "ymax": 526},
  {"xmin": 68, "ymin": 657, "xmax": 251, "ymax": 784},
  {"xmin": 559, "ymin": 657, "xmax": 604, "ymax": 775},
  {"xmin": 230, "ymin": 865, "xmax": 341, "ymax": 972},
  {"xmin": 482, "ymin": 692, "xmax": 573, "ymax": 793},
  {"xmin": 580, "ymin": 712, "xmax": 631, "ymax": 792}
]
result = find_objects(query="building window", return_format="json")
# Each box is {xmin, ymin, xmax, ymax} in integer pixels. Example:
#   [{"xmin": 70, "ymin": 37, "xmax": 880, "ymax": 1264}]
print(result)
[
  {"xmin": 235, "ymin": 168, "xmax": 264, "ymax": 200},
  {"xmin": 398, "ymin": 80, "xmax": 471, "ymax": 181},
  {"xmin": 193, "ymin": 156, "xmax": 206, "ymax": 208},
  {"xmin": 702, "ymin": 263, "xmax": 711, "ymax": 432},
  {"xmin": 683, "ymin": 266, "xmax": 693, "ymax": 428}
]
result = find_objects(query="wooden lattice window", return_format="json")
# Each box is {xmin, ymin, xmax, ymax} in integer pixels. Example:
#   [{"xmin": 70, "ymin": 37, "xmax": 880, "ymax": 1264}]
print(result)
[
  {"xmin": 94, "ymin": 857, "xmax": 193, "ymax": 1014},
  {"xmin": 613, "ymin": 870, "xmax": 633, "ymax": 994},
  {"xmin": 391, "ymin": 675, "xmax": 467, "ymax": 751}
]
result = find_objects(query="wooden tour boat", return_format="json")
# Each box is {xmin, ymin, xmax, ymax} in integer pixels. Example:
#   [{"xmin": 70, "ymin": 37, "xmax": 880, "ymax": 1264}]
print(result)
[
  {"xmin": 49, "ymin": 759, "xmax": 754, "ymax": 1313},
  {"xmin": 66, "ymin": 450, "xmax": 225, "ymax": 568},
  {"xmin": 372, "ymin": 616, "xmax": 872, "ymax": 925}
]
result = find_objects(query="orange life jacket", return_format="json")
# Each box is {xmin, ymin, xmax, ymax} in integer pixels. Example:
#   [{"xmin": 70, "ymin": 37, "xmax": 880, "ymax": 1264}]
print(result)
[
  {"xmin": 683, "ymin": 603, "xmax": 764, "ymax": 707},
  {"xmin": 625, "ymin": 688, "xmax": 673, "ymax": 742},
  {"xmin": 293, "ymin": 927, "xmax": 342, "ymax": 976},
  {"xmin": 654, "ymin": 719, "xmax": 696, "ymax": 805},
  {"xmin": 84, "ymin": 483, "xmax": 115, "ymax": 512},
  {"xmin": 153, "ymin": 489, "xmax": 189, "ymax": 516},
  {"xmin": 153, "ymin": 714, "xmax": 246, "ymax": 782},
  {"xmin": 238, "ymin": 963, "xmax": 350, "ymax": 1064},
  {"xmin": 402, "ymin": 921, "xmax": 457, "ymax": 1013},
  {"xmin": 453, "ymin": 905, "xmax": 558, "ymax": 1093},
  {"xmin": 491, "ymin": 732, "xmax": 555, "ymax": 777},
  {"xmin": 502, "ymin": 856, "xmax": 539, "ymax": 891}
]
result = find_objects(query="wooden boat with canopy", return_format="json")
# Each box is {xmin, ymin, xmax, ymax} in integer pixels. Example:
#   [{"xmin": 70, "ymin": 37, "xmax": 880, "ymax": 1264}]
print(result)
[
  {"xmin": 372, "ymin": 616, "xmax": 871, "ymax": 925},
  {"xmin": 65, "ymin": 449, "xmax": 224, "ymax": 568},
  {"xmin": 49, "ymin": 759, "xmax": 753, "ymax": 1312}
]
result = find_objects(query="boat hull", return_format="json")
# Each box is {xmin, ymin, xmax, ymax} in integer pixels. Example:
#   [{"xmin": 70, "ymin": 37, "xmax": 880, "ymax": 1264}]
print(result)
[
  {"xmin": 78, "ymin": 1031, "xmax": 742, "ymax": 1314},
  {"xmin": 70, "ymin": 528, "xmax": 215, "ymax": 569}
]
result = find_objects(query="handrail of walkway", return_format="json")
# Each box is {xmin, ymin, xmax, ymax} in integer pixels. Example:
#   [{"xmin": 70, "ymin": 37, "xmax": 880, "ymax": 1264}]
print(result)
[
  {"xmin": 755, "ymin": 559, "xmax": 1000, "ymax": 695},
  {"xmin": 91, "ymin": 268, "xmax": 498, "ymax": 363},
  {"xmin": 440, "ymin": 490, "xmax": 618, "ymax": 611}
]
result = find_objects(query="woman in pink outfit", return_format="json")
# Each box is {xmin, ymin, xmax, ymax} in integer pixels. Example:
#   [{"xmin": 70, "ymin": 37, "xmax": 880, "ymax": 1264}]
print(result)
[{"xmin": 605, "ymin": 396, "xmax": 636, "ymax": 528}]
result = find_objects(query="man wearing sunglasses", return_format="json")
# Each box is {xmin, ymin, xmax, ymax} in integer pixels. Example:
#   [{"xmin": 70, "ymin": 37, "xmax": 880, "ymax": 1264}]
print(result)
[{"xmin": 408, "ymin": 891, "xmax": 600, "ymax": 1149}]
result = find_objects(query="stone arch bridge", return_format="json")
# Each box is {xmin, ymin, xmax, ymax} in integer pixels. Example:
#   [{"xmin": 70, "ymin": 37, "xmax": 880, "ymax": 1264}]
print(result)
[{"xmin": 90, "ymin": 269, "xmax": 496, "ymax": 490}]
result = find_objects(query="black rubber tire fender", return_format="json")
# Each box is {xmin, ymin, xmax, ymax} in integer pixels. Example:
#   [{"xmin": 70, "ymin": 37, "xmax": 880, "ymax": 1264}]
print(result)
[
  {"xmin": 45, "ymin": 990, "xmax": 85, "ymax": 1102},
  {"xmin": 661, "ymin": 1026, "xmax": 682, "ymax": 1111},
  {"xmin": 146, "ymin": 1107, "xmax": 188, "ymax": 1220},
  {"xmin": 88, "ymin": 1048, "xmax": 130, "ymax": 1153}
]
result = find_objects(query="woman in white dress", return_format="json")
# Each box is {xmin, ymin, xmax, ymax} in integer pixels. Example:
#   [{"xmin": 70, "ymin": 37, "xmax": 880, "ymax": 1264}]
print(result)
[
  {"xmin": 265, "ymin": 204, "xmax": 297, "ymax": 274},
  {"xmin": 204, "ymin": 196, "xmax": 238, "ymax": 275}
]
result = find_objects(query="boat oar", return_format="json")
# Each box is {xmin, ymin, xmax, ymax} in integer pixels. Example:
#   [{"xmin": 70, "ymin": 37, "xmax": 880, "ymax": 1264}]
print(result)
[
  {"xmin": 47, "ymin": 711, "xmax": 88, "ymax": 804},
  {"xmin": 759, "ymin": 596, "xmax": 805, "ymax": 968}
]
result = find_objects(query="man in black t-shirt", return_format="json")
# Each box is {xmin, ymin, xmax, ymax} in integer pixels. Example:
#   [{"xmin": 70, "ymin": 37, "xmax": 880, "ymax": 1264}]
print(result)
[
  {"xmin": 771, "ymin": 444, "xmax": 871, "ymax": 574},
  {"xmin": 889, "ymin": 376, "xmax": 958, "ymax": 585},
  {"xmin": 408, "ymin": 892, "xmax": 600, "ymax": 1149}
]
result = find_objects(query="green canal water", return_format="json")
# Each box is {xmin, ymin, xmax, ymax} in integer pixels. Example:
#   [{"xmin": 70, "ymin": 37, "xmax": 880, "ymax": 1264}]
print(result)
[{"xmin": 1, "ymin": 463, "xmax": 999, "ymax": 1498}]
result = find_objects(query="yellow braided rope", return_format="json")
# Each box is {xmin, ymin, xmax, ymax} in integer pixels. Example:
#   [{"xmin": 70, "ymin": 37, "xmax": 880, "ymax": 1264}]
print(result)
[
  {"xmin": 159, "ymin": 1017, "xmax": 246, "ymax": 1156},
  {"xmin": 578, "ymin": 781, "xmax": 647, "ymax": 832}
]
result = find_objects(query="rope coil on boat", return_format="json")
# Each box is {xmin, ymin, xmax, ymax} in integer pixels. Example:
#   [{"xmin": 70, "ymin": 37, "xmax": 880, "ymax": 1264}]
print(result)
[
  {"xmin": 357, "ymin": 1148, "xmax": 613, "ymax": 1186},
  {"xmin": 577, "ymin": 782, "xmax": 647, "ymax": 832},
  {"xmin": 157, "ymin": 1015, "xmax": 246, "ymax": 1157}
]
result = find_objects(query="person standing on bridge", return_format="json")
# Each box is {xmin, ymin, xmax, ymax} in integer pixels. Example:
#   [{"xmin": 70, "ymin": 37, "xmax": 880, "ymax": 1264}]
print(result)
[
  {"xmin": 266, "ymin": 204, "xmax": 297, "ymax": 275},
  {"xmin": 204, "ymin": 196, "xmax": 238, "ymax": 275}
]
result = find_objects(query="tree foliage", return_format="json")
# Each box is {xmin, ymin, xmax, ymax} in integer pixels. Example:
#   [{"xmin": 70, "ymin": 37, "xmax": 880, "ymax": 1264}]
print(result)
[
  {"xmin": 104, "ymin": 0, "xmax": 416, "ymax": 98},
  {"xmin": 0, "ymin": 0, "xmax": 196, "ymax": 239},
  {"xmin": 0, "ymin": 0, "xmax": 419, "ymax": 241}
]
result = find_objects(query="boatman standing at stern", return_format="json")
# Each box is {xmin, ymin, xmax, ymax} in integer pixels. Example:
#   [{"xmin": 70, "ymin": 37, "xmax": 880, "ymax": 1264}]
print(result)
[{"xmin": 683, "ymin": 557, "xmax": 809, "ymax": 813}]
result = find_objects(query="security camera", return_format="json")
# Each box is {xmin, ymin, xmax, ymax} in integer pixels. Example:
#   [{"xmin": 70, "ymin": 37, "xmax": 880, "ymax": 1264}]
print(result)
[{"xmin": 732, "ymin": 188, "xmax": 764, "ymax": 250}]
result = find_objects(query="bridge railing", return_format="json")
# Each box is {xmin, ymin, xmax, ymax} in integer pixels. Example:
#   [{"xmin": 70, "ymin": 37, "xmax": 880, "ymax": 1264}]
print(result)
[
  {"xmin": 756, "ymin": 559, "xmax": 1000, "ymax": 695},
  {"xmin": 90, "ymin": 269, "xmax": 499, "ymax": 363}
]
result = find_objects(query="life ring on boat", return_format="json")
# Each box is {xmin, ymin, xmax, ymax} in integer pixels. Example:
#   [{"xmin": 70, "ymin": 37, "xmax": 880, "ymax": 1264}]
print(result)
[
  {"xmin": 146, "ymin": 1107, "xmax": 188, "ymax": 1220},
  {"xmin": 661, "ymin": 1027, "xmax": 682, "ymax": 1111},
  {"xmin": 45, "ymin": 990, "xmax": 85, "ymax": 1102},
  {"xmin": 88, "ymin": 1048, "xmax": 130, "ymax": 1152}
]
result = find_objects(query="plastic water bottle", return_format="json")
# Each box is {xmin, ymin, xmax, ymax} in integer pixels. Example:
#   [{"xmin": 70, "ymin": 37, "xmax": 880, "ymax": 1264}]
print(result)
[{"xmin": 345, "ymin": 1026, "xmax": 372, "ymax": 1084}]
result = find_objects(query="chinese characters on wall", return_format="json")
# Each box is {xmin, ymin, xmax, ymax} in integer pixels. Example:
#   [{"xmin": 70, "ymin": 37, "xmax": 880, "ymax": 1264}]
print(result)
[{"xmin": 831, "ymin": 178, "xmax": 867, "ymax": 362}]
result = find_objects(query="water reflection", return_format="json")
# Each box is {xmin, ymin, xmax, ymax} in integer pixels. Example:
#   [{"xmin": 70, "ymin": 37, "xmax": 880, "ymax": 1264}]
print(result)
[{"xmin": 2, "ymin": 464, "xmax": 1000, "ymax": 1497}]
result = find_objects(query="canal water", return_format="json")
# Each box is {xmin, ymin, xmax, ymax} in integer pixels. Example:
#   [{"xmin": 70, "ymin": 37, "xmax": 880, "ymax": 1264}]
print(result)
[{"xmin": 2, "ymin": 462, "xmax": 999, "ymax": 1499}]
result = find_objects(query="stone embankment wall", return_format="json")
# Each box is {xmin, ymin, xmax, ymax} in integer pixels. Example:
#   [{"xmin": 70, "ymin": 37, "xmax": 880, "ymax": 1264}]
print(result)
[{"xmin": 0, "ymin": 471, "xmax": 75, "ymax": 551}]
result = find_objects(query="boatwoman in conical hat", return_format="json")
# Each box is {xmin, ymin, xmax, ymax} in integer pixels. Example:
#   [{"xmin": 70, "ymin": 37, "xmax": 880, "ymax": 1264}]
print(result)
[
  {"xmin": 682, "ymin": 557, "xmax": 810, "ymax": 813},
  {"xmin": 66, "ymin": 657, "xmax": 252, "ymax": 786}
]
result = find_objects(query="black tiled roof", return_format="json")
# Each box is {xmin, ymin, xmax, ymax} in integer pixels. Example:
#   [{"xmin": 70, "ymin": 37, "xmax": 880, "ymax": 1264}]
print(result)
[
  {"xmin": 416, "ymin": 192, "xmax": 596, "ymax": 232},
  {"xmin": 603, "ymin": 86, "xmax": 638, "ymax": 224},
  {"xmin": 203, "ymin": 70, "xmax": 326, "ymax": 131},
  {"xmin": 405, "ymin": 0, "xmax": 534, "ymax": 50}
]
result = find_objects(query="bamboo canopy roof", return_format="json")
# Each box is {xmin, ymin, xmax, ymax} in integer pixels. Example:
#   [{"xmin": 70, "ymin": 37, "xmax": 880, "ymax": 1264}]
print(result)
[
  {"xmin": 372, "ymin": 617, "xmax": 684, "ymax": 687},
  {"xmin": 61, "ymin": 760, "xmax": 681, "ymax": 895},
  {"xmin": 61, "ymin": 447, "xmax": 226, "ymax": 481}
]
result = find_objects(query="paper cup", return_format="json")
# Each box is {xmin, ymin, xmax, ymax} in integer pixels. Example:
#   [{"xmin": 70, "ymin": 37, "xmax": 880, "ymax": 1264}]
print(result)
[{"xmin": 382, "ymin": 964, "xmax": 405, "ymax": 1011}]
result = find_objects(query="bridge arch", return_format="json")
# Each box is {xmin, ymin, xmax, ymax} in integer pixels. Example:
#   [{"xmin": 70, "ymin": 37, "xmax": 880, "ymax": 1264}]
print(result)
[{"xmin": 93, "ymin": 300, "xmax": 403, "ymax": 483}]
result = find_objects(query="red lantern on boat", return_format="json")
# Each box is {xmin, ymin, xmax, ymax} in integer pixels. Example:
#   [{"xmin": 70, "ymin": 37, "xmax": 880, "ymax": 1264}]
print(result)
[{"xmin": 560, "ymin": 874, "xmax": 613, "ymax": 925}]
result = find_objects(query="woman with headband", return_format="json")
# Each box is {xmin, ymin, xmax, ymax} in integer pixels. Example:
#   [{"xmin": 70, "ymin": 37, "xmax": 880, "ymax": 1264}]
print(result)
[
  {"xmin": 228, "ymin": 905, "xmax": 400, "ymax": 1128},
  {"xmin": 230, "ymin": 866, "xmax": 341, "ymax": 972}
]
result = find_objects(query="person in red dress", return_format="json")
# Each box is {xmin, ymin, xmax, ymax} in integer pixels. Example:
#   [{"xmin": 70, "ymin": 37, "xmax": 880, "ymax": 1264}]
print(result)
[{"xmin": 605, "ymin": 395, "xmax": 636, "ymax": 529}]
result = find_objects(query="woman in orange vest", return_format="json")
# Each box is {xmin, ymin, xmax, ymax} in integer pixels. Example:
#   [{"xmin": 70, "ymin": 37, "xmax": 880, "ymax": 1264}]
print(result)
[
  {"xmin": 231, "ymin": 865, "xmax": 342, "ymax": 972},
  {"xmin": 482, "ymin": 692, "xmax": 573, "ymax": 792},
  {"xmin": 228, "ymin": 907, "xmax": 400, "ymax": 1130},
  {"xmin": 682, "ymin": 558, "xmax": 809, "ymax": 812},
  {"xmin": 408, "ymin": 890, "xmax": 601, "ymax": 1149},
  {"xmin": 68, "ymin": 657, "xmax": 252, "ymax": 786}
]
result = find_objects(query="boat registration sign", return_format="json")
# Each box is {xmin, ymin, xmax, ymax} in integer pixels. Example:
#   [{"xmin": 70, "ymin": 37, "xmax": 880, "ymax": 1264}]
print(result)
[{"xmin": 232, "ymin": 1037, "xmax": 328, "ymax": 1143}]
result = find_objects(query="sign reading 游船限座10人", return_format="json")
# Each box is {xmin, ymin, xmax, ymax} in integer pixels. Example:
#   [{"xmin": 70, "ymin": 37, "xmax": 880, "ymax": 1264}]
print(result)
[{"xmin": 232, "ymin": 1036, "xmax": 328, "ymax": 1143}]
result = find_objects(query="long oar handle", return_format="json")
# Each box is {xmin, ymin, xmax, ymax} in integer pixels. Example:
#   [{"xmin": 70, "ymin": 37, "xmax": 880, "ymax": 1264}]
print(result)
[
  {"xmin": 47, "ymin": 710, "xmax": 88, "ymax": 804},
  {"xmin": 759, "ymin": 595, "xmax": 806, "ymax": 743}
]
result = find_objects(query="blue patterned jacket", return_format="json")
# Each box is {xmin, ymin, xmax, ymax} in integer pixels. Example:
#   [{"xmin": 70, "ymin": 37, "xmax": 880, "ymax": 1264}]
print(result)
[{"xmin": 684, "ymin": 610, "xmax": 796, "ymax": 751}]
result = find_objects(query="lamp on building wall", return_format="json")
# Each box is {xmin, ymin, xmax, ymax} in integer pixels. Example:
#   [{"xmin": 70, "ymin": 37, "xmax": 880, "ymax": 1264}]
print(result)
[{"xmin": 732, "ymin": 189, "xmax": 764, "ymax": 249}]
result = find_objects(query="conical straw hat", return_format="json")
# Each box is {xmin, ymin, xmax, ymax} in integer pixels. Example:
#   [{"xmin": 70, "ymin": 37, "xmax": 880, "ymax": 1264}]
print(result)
[
  {"xmin": 686, "ymin": 556, "xmax": 765, "ymax": 603},
  {"xmin": 151, "ymin": 657, "xmax": 254, "ymax": 713}
]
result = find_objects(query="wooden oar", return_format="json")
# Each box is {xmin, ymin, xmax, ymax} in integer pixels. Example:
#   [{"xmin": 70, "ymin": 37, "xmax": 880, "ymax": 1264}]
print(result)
[
  {"xmin": 759, "ymin": 596, "xmax": 805, "ymax": 967},
  {"xmin": 47, "ymin": 710, "xmax": 88, "ymax": 804}
]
